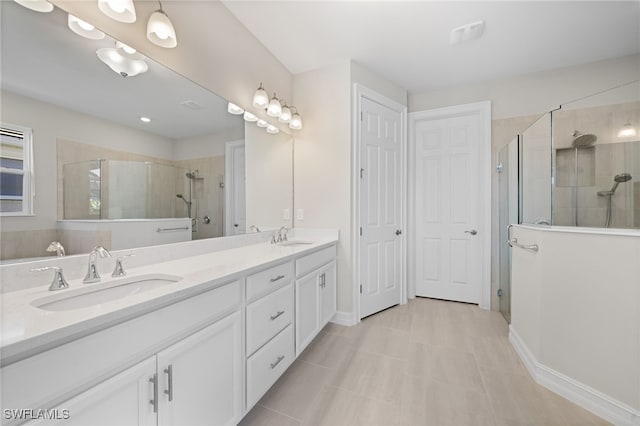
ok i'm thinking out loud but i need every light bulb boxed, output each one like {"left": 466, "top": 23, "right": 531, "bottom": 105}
{"left": 228, "top": 103, "right": 244, "bottom": 115}
{"left": 68, "top": 14, "right": 105, "bottom": 40}
{"left": 267, "top": 93, "right": 282, "bottom": 117}
{"left": 617, "top": 122, "right": 637, "bottom": 138}
{"left": 140, "top": 117, "right": 151, "bottom": 123}
{"left": 252, "top": 83, "right": 269, "bottom": 109}
{"left": 147, "top": 9, "right": 177, "bottom": 48}
{"left": 289, "top": 112, "right": 302, "bottom": 130}
{"left": 98, "top": 0, "right": 136, "bottom": 23}
{"left": 243, "top": 111, "right": 258, "bottom": 122}
{"left": 279, "top": 105, "right": 292, "bottom": 123}
{"left": 257, "top": 120, "right": 268, "bottom": 128}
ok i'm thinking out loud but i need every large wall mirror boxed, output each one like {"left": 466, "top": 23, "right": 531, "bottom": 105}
{"left": 0, "top": 1, "right": 293, "bottom": 262}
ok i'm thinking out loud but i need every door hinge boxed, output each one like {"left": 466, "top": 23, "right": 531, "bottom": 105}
{"left": 360, "top": 168, "right": 364, "bottom": 179}
{"left": 359, "top": 227, "right": 362, "bottom": 236}
{"left": 360, "top": 284, "right": 363, "bottom": 294}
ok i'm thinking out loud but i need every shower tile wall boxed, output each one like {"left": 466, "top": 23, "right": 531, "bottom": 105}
{"left": 553, "top": 101, "right": 640, "bottom": 229}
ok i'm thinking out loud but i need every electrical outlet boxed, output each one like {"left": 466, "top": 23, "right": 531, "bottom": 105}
{"left": 296, "top": 209, "right": 304, "bottom": 220}
{"left": 283, "top": 208, "right": 290, "bottom": 220}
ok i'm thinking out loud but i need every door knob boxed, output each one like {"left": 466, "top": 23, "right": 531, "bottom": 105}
{"left": 464, "top": 229, "right": 477, "bottom": 235}
{"left": 395, "top": 230, "right": 402, "bottom": 236}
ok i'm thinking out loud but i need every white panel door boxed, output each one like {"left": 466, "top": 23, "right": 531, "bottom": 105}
{"left": 415, "top": 114, "right": 481, "bottom": 303}
{"left": 360, "top": 97, "right": 403, "bottom": 318}
{"left": 157, "top": 312, "right": 243, "bottom": 426}
{"left": 225, "top": 142, "right": 246, "bottom": 235}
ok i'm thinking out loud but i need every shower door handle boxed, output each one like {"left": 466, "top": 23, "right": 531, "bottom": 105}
{"left": 464, "top": 229, "right": 477, "bottom": 235}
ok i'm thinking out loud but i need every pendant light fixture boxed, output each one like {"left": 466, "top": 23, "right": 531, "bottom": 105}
{"left": 68, "top": 14, "right": 105, "bottom": 40}
{"left": 256, "top": 119, "right": 269, "bottom": 128}
{"left": 252, "top": 83, "right": 269, "bottom": 109}
{"left": 14, "top": 0, "right": 53, "bottom": 13}
{"left": 617, "top": 121, "right": 637, "bottom": 138}
{"left": 227, "top": 103, "right": 244, "bottom": 115}
{"left": 267, "top": 93, "right": 282, "bottom": 117}
{"left": 243, "top": 111, "right": 258, "bottom": 122}
{"left": 266, "top": 125, "right": 280, "bottom": 134}
{"left": 98, "top": 0, "right": 136, "bottom": 23}
{"left": 278, "top": 103, "right": 292, "bottom": 123}
{"left": 147, "top": 1, "right": 177, "bottom": 48}
{"left": 289, "top": 107, "right": 303, "bottom": 130}
{"left": 97, "top": 43, "right": 148, "bottom": 77}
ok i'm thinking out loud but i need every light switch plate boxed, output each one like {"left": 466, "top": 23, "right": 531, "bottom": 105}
{"left": 296, "top": 209, "right": 304, "bottom": 220}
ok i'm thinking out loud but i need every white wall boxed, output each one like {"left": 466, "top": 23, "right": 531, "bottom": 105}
{"left": 49, "top": 0, "right": 293, "bottom": 132}
{"left": 293, "top": 60, "right": 407, "bottom": 317}
{"left": 409, "top": 54, "right": 640, "bottom": 119}
{"left": 173, "top": 130, "right": 244, "bottom": 161}
{"left": 1, "top": 91, "right": 174, "bottom": 232}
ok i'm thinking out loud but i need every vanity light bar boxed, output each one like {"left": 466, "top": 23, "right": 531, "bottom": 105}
{"left": 252, "top": 83, "right": 303, "bottom": 130}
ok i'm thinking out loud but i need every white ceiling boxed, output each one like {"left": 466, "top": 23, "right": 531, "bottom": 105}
{"left": 1, "top": 1, "right": 244, "bottom": 141}
{"left": 223, "top": 1, "right": 640, "bottom": 94}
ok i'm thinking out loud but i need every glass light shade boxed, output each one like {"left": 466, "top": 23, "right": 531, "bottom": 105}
{"left": 266, "top": 125, "right": 279, "bottom": 134}
{"left": 289, "top": 113, "right": 302, "bottom": 130}
{"left": 96, "top": 48, "right": 148, "bottom": 77}
{"left": 278, "top": 105, "right": 292, "bottom": 123}
{"left": 98, "top": 0, "right": 136, "bottom": 23}
{"left": 14, "top": 0, "right": 53, "bottom": 12}
{"left": 228, "top": 103, "right": 244, "bottom": 115}
{"left": 115, "top": 41, "right": 143, "bottom": 60}
{"left": 147, "top": 10, "right": 177, "bottom": 48}
{"left": 68, "top": 14, "right": 105, "bottom": 40}
{"left": 267, "top": 94, "right": 282, "bottom": 117}
{"left": 253, "top": 84, "right": 269, "bottom": 109}
{"left": 617, "top": 122, "right": 637, "bottom": 138}
{"left": 243, "top": 111, "right": 258, "bottom": 122}
{"left": 256, "top": 119, "right": 268, "bottom": 128}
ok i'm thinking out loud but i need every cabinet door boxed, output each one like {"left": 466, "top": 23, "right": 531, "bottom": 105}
{"left": 295, "top": 270, "right": 321, "bottom": 356}
{"left": 27, "top": 358, "right": 157, "bottom": 426}
{"left": 157, "top": 311, "right": 242, "bottom": 426}
{"left": 320, "top": 261, "right": 337, "bottom": 326}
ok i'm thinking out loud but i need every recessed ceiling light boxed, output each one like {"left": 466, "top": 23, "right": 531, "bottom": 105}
{"left": 140, "top": 116, "right": 151, "bottom": 123}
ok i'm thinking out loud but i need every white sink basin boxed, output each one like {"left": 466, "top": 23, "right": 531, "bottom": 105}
{"left": 32, "top": 274, "right": 182, "bottom": 311}
{"left": 278, "top": 240, "right": 314, "bottom": 246}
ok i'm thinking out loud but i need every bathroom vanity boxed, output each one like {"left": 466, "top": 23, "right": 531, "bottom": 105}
{"left": 0, "top": 233, "right": 337, "bottom": 425}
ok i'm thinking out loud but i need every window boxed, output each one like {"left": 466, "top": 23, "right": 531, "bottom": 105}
{"left": 0, "top": 124, "right": 34, "bottom": 215}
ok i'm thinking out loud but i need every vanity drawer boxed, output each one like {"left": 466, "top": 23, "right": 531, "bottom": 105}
{"left": 246, "top": 283, "right": 293, "bottom": 356}
{"left": 246, "top": 261, "right": 294, "bottom": 302}
{"left": 246, "top": 324, "right": 294, "bottom": 410}
{"left": 295, "top": 245, "right": 337, "bottom": 278}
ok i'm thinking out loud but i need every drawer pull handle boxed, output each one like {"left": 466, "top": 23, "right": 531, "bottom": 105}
{"left": 270, "top": 310, "right": 285, "bottom": 320}
{"left": 164, "top": 364, "right": 173, "bottom": 402}
{"left": 270, "top": 355, "right": 285, "bottom": 369}
{"left": 149, "top": 373, "right": 158, "bottom": 413}
{"left": 270, "top": 274, "right": 285, "bottom": 283}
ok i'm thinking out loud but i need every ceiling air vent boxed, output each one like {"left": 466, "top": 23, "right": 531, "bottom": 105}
{"left": 450, "top": 20, "right": 485, "bottom": 45}
{"left": 180, "top": 100, "right": 204, "bottom": 110}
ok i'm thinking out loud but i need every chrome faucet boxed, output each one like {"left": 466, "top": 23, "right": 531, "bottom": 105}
{"left": 31, "top": 266, "right": 69, "bottom": 291}
{"left": 46, "top": 241, "right": 65, "bottom": 257}
{"left": 112, "top": 254, "right": 135, "bottom": 277}
{"left": 277, "top": 226, "right": 289, "bottom": 243}
{"left": 249, "top": 225, "right": 261, "bottom": 233}
{"left": 83, "top": 246, "right": 111, "bottom": 284}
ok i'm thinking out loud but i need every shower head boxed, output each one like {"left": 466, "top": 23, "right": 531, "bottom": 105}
{"left": 609, "top": 173, "right": 632, "bottom": 194}
{"left": 176, "top": 194, "right": 192, "bottom": 205}
{"left": 185, "top": 170, "right": 199, "bottom": 180}
{"left": 571, "top": 131, "right": 597, "bottom": 148}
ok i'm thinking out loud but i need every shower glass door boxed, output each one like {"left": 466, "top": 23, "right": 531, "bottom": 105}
{"left": 498, "top": 136, "right": 520, "bottom": 323}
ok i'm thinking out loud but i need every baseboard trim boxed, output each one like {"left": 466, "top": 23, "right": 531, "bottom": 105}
{"left": 330, "top": 310, "right": 357, "bottom": 326}
{"left": 509, "top": 326, "right": 640, "bottom": 426}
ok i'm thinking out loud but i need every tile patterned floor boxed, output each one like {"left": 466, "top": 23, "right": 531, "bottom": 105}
{"left": 240, "top": 297, "right": 609, "bottom": 426}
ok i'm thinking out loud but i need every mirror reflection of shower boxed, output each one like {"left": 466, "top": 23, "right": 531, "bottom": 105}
{"left": 597, "top": 173, "right": 633, "bottom": 228}
{"left": 177, "top": 169, "right": 199, "bottom": 231}
{"left": 571, "top": 130, "right": 597, "bottom": 226}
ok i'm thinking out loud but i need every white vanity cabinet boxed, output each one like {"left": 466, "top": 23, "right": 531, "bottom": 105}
{"left": 30, "top": 312, "right": 243, "bottom": 426}
{"left": 294, "top": 246, "right": 337, "bottom": 356}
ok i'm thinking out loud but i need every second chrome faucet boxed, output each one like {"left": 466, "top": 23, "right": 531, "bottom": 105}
{"left": 83, "top": 246, "right": 111, "bottom": 284}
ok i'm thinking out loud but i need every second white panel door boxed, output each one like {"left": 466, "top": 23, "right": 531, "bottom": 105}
{"left": 414, "top": 114, "right": 481, "bottom": 304}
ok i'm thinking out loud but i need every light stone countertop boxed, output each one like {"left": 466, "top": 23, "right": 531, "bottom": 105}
{"left": 0, "top": 237, "right": 337, "bottom": 365}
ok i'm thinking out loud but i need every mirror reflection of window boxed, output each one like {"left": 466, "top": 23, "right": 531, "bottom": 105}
{"left": 0, "top": 124, "right": 33, "bottom": 215}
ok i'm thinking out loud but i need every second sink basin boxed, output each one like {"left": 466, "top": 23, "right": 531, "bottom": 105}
{"left": 278, "top": 240, "right": 314, "bottom": 246}
{"left": 32, "top": 274, "right": 182, "bottom": 312}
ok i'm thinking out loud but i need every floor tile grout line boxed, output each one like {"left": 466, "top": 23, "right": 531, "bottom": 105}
{"left": 256, "top": 403, "right": 304, "bottom": 423}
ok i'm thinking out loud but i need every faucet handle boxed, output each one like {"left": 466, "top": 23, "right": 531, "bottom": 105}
{"left": 112, "top": 254, "right": 136, "bottom": 277}
{"left": 31, "top": 266, "right": 69, "bottom": 291}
